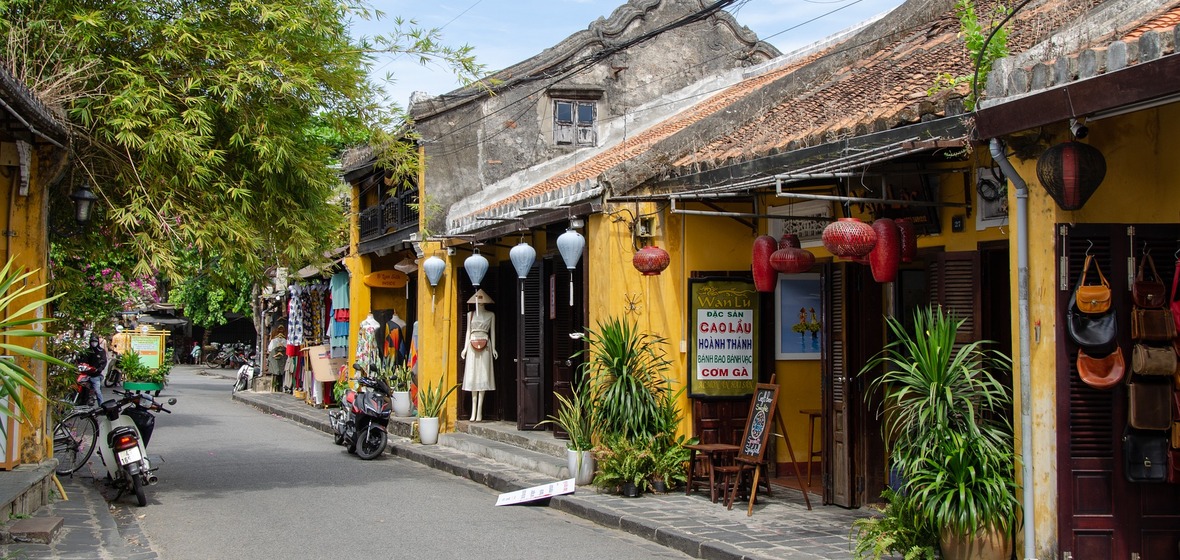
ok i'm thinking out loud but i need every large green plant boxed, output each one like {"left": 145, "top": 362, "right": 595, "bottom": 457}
{"left": 859, "top": 306, "right": 1019, "bottom": 542}
{"left": 0, "top": 259, "right": 66, "bottom": 433}
{"left": 578, "top": 317, "right": 671, "bottom": 440}
{"left": 539, "top": 381, "right": 593, "bottom": 451}
{"left": 592, "top": 434, "right": 654, "bottom": 493}
{"left": 849, "top": 488, "right": 938, "bottom": 560}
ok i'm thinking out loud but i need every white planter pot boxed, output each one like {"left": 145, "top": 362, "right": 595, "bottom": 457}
{"left": 418, "top": 416, "right": 440, "bottom": 445}
{"left": 391, "top": 391, "right": 412, "bottom": 417}
{"left": 567, "top": 449, "right": 595, "bottom": 485}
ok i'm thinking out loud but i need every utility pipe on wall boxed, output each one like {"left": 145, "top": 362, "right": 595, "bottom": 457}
{"left": 989, "top": 138, "right": 1034, "bottom": 560}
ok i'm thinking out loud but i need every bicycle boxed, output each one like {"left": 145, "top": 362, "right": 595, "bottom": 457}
{"left": 52, "top": 407, "right": 99, "bottom": 476}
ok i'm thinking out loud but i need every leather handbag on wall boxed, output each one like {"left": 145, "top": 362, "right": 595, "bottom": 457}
{"left": 1075, "top": 255, "right": 1112, "bottom": 314}
{"left": 1173, "top": 422, "right": 1180, "bottom": 450}
{"left": 1133, "top": 253, "right": 1168, "bottom": 309}
{"left": 1128, "top": 379, "right": 1173, "bottom": 431}
{"left": 1067, "top": 293, "right": 1119, "bottom": 356}
{"left": 1171, "top": 259, "right": 1180, "bottom": 328}
{"left": 1132, "top": 307, "right": 1177, "bottom": 341}
{"left": 1124, "top": 428, "right": 1169, "bottom": 482}
{"left": 1131, "top": 343, "right": 1177, "bottom": 376}
{"left": 1077, "top": 347, "right": 1125, "bottom": 389}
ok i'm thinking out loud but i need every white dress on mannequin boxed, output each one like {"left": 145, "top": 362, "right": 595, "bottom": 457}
{"left": 461, "top": 306, "right": 496, "bottom": 391}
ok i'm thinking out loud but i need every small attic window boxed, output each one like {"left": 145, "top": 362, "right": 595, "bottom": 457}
{"left": 554, "top": 99, "right": 596, "bottom": 146}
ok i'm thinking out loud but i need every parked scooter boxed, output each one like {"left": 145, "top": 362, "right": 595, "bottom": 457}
{"left": 92, "top": 390, "right": 175, "bottom": 506}
{"left": 69, "top": 363, "right": 101, "bottom": 407}
{"left": 232, "top": 355, "right": 259, "bottom": 393}
{"left": 328, "top": 364, "right": 391, "bottom": 459}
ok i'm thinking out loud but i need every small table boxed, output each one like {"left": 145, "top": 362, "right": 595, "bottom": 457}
{"left": 685, "top": 443, "right": 740, "bottom": 503}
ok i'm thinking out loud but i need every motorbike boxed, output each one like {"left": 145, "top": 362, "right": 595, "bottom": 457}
{"left": 232, "top": 355, "right": 259, "bottom": 393}
{"left": 328, "top": 364, "right": 391, "bottom": 460}
{"left": 94, "top": 390, "right": 175, "bottom": 506}
{"left": 69, "top": 363, "right": 100, "bottom": 407}
{"left": 227, "top": 344, "right": 254, "bottom": 370}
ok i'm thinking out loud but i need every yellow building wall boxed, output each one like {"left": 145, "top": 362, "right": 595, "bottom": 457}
{"left": 1009, "top": 103, "right": 1180, "bottom": 555}
{"left": 0, "top": 144, "right": 52, "bottom": 465}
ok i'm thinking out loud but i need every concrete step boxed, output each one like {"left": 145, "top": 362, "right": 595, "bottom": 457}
{"left": 2, "top": 516, "right": 62, "bottom": 544}
{"left": 438, "top": 432, "right": 570, "bottom": 479}
{"left": 455, "top": 420, "right": 570, "bottom": 460}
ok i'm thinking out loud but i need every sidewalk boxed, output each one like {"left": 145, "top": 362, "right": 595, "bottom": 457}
{"left": 233, "top": 389, "right": 871, "bottom": 560}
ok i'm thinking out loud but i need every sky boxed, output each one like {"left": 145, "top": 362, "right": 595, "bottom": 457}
{"left": 353, "top": 0, "right": 907, "bottom": 110}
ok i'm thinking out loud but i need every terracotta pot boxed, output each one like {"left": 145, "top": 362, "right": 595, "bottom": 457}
{"left": 752, "top": 235, "right": 777, "bottom": 292}
{"left": 822, "top": 218, "right": 876, "bottom": 260}
{"left": 632, "top": 245, "right": 671, "bottom": 276}
{"left": 869, "top": 218, "right": 900, "bottom": 282}
{"left": 939, "top": 526, "right": 1013, "bottom": 560}
{"left": 896, "top": 218, "right": 917, "bottom": 263}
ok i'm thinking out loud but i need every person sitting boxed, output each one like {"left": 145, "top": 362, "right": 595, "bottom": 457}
{"left": 79, "top": 334, "right": 108, "bottom": 404}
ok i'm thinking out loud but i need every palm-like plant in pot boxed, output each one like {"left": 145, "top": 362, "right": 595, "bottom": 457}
{"left": 578, "top": 316, "right": 671, "bottom": 440}
{"left": 858, "top": 306, "right": 1019, "bottom": 560}
{"left": 416, "top": 378, "right": 457, "bottom": 445}
{"left": 539, "top": 380, "right": 596, "bottom": 485}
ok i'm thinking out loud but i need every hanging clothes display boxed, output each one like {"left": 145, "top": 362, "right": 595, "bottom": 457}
{"left": 356, "top": 313, "right": 381, "bottom": 374}
{"left": 329, "top": 272, "right": 350, "bottom": 359}
{"left": 384, "top": 313, "right": 407, "bottom": 366}
{"left": 286, "top": 286, "right": 304, "bottom": 356}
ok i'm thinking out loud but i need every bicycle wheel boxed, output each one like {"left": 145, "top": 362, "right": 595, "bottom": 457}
{"left": 53, "top": 412, "right": 98, "bottom": 475}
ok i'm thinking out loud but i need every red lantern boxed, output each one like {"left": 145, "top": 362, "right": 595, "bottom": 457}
{"left": 1036, "top": 141, "right": 1106, "bottom": 210}
{"left": 771, "top": 233, "right": 815, "bottom": 274}
{"left": 752, "top": 235, "right": 777, "bottom": 292}
{"left": 632, "top": 245, "right": 670, "bottom": 276}
{"left": 822, "top": 217, "right": 877, "bottom": 260}
{"left": 895, "top": 218, "right": 917, "bottom": 263}
{"left": 869, "top": 218, "right": 900, "bottom": 282}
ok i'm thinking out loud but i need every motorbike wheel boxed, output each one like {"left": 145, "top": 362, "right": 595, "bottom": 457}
{"left": 130, "top": 469, "right": 147, "bottom": 506}
{"left": 104, "top": 368, "right": 122, "bottom": 388}
{"left": 355, "top": 426, "right": 387, "bottom": 460}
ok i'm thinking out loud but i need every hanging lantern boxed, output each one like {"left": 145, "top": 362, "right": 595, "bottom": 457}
{"left": 822, "top": 217, "right": 877, "bottom": 260}
{"left": 770, "top": 233, "right": 815, "bottom": 274}
{"left": 509, "top": 242, "right": 536, "bottom": 279}
{"left": 423, "top": 256, "right": 445, "bottom": 287}
{"left": 1036, "top": 141, "right": 1106, "bottom": 210}
{"left": 633, "top": 245, "right": 670, "bottom": 276}
{"left": 464, "top": 248, "right": 488, "bottom": 287}
{"left": 752, "top": 235, "right": 777, "bottom": 292}
{"left": 869, "top": 218, "right": 900, "bottom": 283}
{"left": 556, "top": 225, "right": 585, "bottom": 306}
{"left": 895, "top": 218, "right": 917, "bottom": 263}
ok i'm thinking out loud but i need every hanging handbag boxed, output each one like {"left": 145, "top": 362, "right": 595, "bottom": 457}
{"left": 1172, "top": 258, "right": 1180, "bottom": 328}
{"left": 470, "top": 339, "right": 488, "bottom": 351}
{"left": 1076, "top": 347, "right": 1125, "bottom": 389}
{"left": 1133, "top": 253, "right": 1168, "bottom": 309}
{"left": 1067, "top": 293, "right": 1119, "bottom": 356}
{"left": 1128, "top": 378, "right": 1172, "bottom": 431}
{"left": 1131, "top": 343, "right": 1177, "bottom": 376}
{"left": 1075, "top": 255, "right": 1112, "bottom": 314}
{"left": 1132, "top": 307, "right": 1177, "bottom": 341}
{"left": 1173, "top": 422, "right": 1180, "bottom": 450}
{"left": 1123, "top": 427, "right": 1169, "bottom": 482}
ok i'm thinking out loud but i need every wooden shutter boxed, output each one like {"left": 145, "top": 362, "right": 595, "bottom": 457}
{"left": 517, "top": 259, "right": 545, "bottom": 430}
{"left": 824, "top": 263, "right": 854, "bottom": 507}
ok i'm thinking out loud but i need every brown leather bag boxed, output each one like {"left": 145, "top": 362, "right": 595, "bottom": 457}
{"left": 1076, "top": 347, "right": 1125, "bottom": 390}
{"left": 1133, "top": 252, "right": 1168, "bottom": 309}
{"left": 1131, "top": 343, "right": 1177, "bottom": 376}
{"left": 1132, "top": 307, "right": 1177, "bottom": 341}
{"left": 470, "top": 339, "right": 488, "bottom": 351}
{"left": 1173, "top": 422, "right": 1180, "bottom": 450}
{"left": 1075, "top": 255, "right": 1111, "bottom": 314}
{"left": 1128, "top": 379, "right": 1172, "bottom": 431}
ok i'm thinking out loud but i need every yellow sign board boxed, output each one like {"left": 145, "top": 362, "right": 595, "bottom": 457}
{"left": 364, "top": 270, "right": 408, "bottom": 288}
{"left": 129, "top": 334, "right": 165, "bottom": 370}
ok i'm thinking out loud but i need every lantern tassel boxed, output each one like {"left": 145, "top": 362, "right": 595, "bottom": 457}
{"left": 569, "top": 277, "right": 574, "bottom": 307}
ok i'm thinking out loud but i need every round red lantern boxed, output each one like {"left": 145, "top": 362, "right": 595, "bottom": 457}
{"left": 632, "top": 245, "right": 670, "bottom": 276}
{"left": 770, "top": 233, "right": 815, "bottom": 274}
{"left": 895, "top": 218, "right": 917, "bottom": 263}
{"left": 822, "top": 217, "right": 877, "bottom": 260}
{"left": 752, "top": 235, "right": 777, "bottom": 292}
{"left": 869, "top": 218, "right": 900, "bottom": 282}
{"left": 1037, "top": 141, "right": 1106, "bottom": 210}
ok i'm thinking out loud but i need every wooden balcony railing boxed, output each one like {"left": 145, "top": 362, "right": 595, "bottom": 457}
{"left": 359, "top": 189, "right": 418, "bottom": 241}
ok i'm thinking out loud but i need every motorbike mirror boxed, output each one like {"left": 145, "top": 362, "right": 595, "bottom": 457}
{"left": 167, "top": 398, "right": 177, "bottom": 405}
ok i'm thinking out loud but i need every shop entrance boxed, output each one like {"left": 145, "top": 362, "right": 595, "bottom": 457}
{"left": 515, "top": 253, "right": 584, "bottom": 431}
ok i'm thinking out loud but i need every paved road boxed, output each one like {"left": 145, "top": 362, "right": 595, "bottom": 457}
{"left": 127, "top": 366, "right": 688, "bottom": 559}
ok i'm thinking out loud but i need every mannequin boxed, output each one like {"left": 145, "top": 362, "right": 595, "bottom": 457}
{"left": 461, "top": 290, "right": 496, "bottom": 421}
{"left": 355, "top": 313, "right": 381, "bottom": 379}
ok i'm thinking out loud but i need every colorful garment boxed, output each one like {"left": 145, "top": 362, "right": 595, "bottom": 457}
{"left": 355, "top": 314, "right": 381, "bottom": 377}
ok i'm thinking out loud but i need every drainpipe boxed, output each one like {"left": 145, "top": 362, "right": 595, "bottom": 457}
{"left": 989, "top": 138, "right": 1034, "bottom": 560}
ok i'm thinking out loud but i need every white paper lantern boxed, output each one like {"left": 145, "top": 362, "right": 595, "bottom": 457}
{"left": 509, "top": 242, "right": 536, "bottom": 279}
{"left": 464, "top": 249, "right": 489, "bottom": 287}
{"left": 423, "top": 256, "right": 445, "bottom": 287}
{"left": 556, "top": 228, "right": 584, "bottom": 270}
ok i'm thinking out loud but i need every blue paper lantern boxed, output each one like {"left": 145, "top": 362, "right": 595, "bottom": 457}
{"left": 423, "top": 255, "right": 445, "bottom": 287}
{"left": 509, "top": 242, "right": 536, "bottom": 279}
{"left": 464, "top": 249, "right": 489, "bottom": 287}
{"left": 556, "top": 228, "right": 584, "bottom": 270}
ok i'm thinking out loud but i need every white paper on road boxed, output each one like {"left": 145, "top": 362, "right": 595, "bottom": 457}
{"left": 495, "top": 478, "right": 575, "bottom": 506}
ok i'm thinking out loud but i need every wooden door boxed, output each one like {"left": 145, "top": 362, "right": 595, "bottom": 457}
{"left": 516, "top": 259, "right": 545, "bottom": 430}
{"left": 824, "top": 262, "right": 855, "bottom": 507}
{"left": 494, "top": 263, "right": 518, "bottom": 422}
{"left": 1057, "top": 224, "right": 1180, "bottom": 558}
{"left": 548, "top": 263, "right": 583, "bottom": 438}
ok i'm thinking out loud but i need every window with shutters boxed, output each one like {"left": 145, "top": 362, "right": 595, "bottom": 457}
{"left": 553, "top": 100, "right": 596, "bottom": 146}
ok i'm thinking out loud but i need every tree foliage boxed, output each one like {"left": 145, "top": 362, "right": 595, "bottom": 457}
{"left": 166, "top": 250, "right": 254, "bottom": 329}
{"left": 4, "top": 0, "right": 483, "bottom": 287}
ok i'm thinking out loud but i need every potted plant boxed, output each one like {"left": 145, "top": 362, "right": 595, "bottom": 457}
{"left": 647, "top": 385, "right": 694, "bottom": 492}
{"left": 578, "top": 316, "right": 671, "bottom": 440}
{"left": 119, "top": 350, "right": 164, "bottom": 391}
{"left": 849, "top": 488, "right": 938, "bottom": 560}
{"left": 592, "top": 434, "right": 653, "bottom": 497}
{"left": 539, "top": 380, "right": 596, "bottom": 485}
{"left": 374, "top": 356, "right": 413, "bottom": 417}
{"left": 858, "top": 306, "right": 1019, "bottom": 560}
{"left": 416, "top": 377, "right": 457, "bottom": 445}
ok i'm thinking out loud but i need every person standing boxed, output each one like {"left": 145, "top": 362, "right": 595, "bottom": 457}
{"left": 460, "top": 290, "right": 496, "bottom": 422}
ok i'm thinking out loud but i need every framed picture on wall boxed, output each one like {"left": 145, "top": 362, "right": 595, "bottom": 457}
{"left": 775, "top": 273, "right": 822, "bottom": 360}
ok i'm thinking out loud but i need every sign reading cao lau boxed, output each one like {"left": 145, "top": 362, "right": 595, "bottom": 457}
{"left": 689, "top": 278, "right": 758, "bottom": 398}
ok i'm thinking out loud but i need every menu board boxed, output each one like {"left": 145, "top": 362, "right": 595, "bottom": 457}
{"left": 738, "top": 383, "right": 779, "bottom": 462}
{"left": 688, "top": 277, "right": 758, "bottom": 397}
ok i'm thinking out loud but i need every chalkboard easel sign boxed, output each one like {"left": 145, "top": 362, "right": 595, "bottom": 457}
{"left": 737, "top": 383, "right": 779, "bottom": 464}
